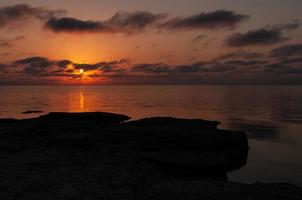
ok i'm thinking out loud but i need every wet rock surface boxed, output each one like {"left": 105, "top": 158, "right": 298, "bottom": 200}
{"left": 0, "top": 112, "right": 300, "bottom": 199}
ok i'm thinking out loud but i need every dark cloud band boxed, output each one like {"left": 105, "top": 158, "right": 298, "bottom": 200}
{"left": 161, "top": 10, "right": 249, "bottom": 30}
{"left": 45, "top": 11, "right": 165, "bottom": 34}
{"left": 225, "top": 21, "right": 300, "bottom": 47}
{"left": 271, "top": 44, "right": 302, "bottom": 58}
{"left": 0, "top": 4, "right": 64, "bottom": 29}
{"left": 45, "top": 10, "right": 248, "bottom": 34}
{"left": 1, "top": 50, "right": 302, "bottom": 84}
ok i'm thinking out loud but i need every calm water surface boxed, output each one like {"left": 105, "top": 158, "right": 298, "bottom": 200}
{"left": 1, "top": 85, "right": 302, "bottom": 186}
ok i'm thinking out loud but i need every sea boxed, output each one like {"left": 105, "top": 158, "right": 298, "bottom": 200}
{"left": 1, "top": 85, "right": 302, "bottom": 186}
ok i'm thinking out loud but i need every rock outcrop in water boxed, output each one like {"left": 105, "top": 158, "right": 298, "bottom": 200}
{"left": 0, "top": 112, "right": 301, "bottom": 199}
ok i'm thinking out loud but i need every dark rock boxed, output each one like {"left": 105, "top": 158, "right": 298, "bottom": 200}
{"left": 126, "top": 117, "right": 220, "bottom": 129}
{"left": 0, "top": 118, "right": 17, "bottom": 123}
{"left": 123, "top": 117, "right": 248, "bottom": 178}
{"left": 0, "top": 112, "right": 299, "bottom": 199}
{"left": 37, "top": 112, "right": 130, "bottom": 123}
{"left": 144, "top": 180, "right": 302, "bottom": 200}
{"left": 21, "top": 110, "right": 43, "bottom": 114}
{"left": 56, "top": 184, "right": 79, "bottom": 200}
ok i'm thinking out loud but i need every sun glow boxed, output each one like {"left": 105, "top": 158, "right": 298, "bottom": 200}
{"left": 59, "top": 62, "right": 107, "bottom": 84}
{"left": 79, "top": 69, "right": 84, "bottom": 74}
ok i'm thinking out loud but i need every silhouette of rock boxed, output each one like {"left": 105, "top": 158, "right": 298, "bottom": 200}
{"left": 56, "top": 184, "right": 79, "bottom": 200}
{"left": 0, "top": 112, "right": 300, "bottom": 199}
{"left": 122, "top": 117, "right": 248, "bottom": 179}
{"left": 126, "top": 117, "right": 220, "bottom": 128}
{"left": 37, "top": 112, "right": 130, "bottom": 123}
{"left": 21, "top": 110, "right": 43, "bottom": 114}
{"left": 144, "top": 181, "right": 302, "bottom": 200}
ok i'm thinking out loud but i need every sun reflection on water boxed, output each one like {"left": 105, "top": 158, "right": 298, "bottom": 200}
{"left": 79, "top": 90, "right": 85, "bottom": 111}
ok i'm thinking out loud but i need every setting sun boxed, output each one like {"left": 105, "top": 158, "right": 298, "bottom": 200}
{"left": 79, "top": 69, "right": 84, "bottom": 74}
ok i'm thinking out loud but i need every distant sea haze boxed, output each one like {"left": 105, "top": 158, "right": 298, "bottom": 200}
{"left": 1, "top": 85, "right": 302, "bottom": 186}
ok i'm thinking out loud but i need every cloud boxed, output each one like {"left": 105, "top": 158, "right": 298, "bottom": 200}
{"left": 189, "top": 63, "right": 238, "bottom": 73}
{"left": 256, "top": 43, "right": 302, "bottom": 75}
{"left": 98, "top": 60, "right": 129, "bottom": 73}
{"left": 0, "top": 35, "right": 25, "bottom": 48}
{"left": 5, "top": 47, "right": 302, "bottom": 84}
{"left": 40, "top": 72, "right": 83, "bottom": 80}
{"left": 161, "top": 10, "right": 248, "bottom": 30}
{"left": 0, "top": 4, "right": 249, "bottom": 34}
{"left": 205, "top": 64, "right": 238, "bottom": 72}
{"left": 267, "top": 43, "right": 302, "bottom": 75}
{"left": 132, "top": 63, "right": 172, "bottom": 73}
{"left": 1, "top": 52, "right": 10, "bottom": 56}
{"left": 73, "top": 59, "right": 128, "bottom": 73}
{"left": 57, "top": 60, "right": 72, "bottom": 68}
{"left": 46, "top": 11, "right": 165, "bottom": 34}
{"left": 281, "top": 57, "right": 302, "bottom": 65}
{"left": 224, "top": 60, "right": 268, "bottom": 66}
{"left": 271, "top": 44, "right": 302, "bottom": 58}
{"left": 131, "top": 61, "right": 239, "bottom": 74}
{"left": 11, "top": 56, "right": 129, "bottom": 79}
{"left": 0, "top": 63, "right": 7, "bottom": 71}
{"left": 14, "top": 35, "right": 26, "bottom": 41}
{"left": 191, "top": 34, "right": 207, "bottom": 42}
{"left": 14, "top": 56, "right": 51, "bottom": 65}
{"left": 216, "top": 50, "right": 265, "bottom": 60}
{"left": 73, "top": 63, "right": 101, "bottom": 71}
{"left": 174, "top": 57, "right": 271, "bottom": 75}
{"left": 45, "top": 9, "right": 248, "bottom": 34}
{"left": 203, "top": 38, "right": 217, "bottom": 48}
{"left": 272, "top": 20, "right": 300, "bottom": 31}
{"left": 176, "top": 63, "right": 204, "bottom": 73}
{"left": 14, "top": 56, "right": 55, "bottom": 75}
{"left": 226, "top": 29, "right": 287, "bottom": 47}
{"left": 263, "top": 63, "right": 302, "bottom": 75}
{"left": 225, "top": 22, "right": 300, "bottom": 47}
{"left": 107, "top": 11, "right": 166, "bottom": 32}
{"left": 0, "top": 4, "right": 64, "bottom": 29}
{"left": 0, "top": 40, "right": 12, "bottom": 47}
{"left": 46, "top": 17, "right": 105, "bottom": 33}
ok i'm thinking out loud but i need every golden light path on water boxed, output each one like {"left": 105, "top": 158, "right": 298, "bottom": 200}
{"left": 79, "top": 90, "right": 85, "bottom": 111}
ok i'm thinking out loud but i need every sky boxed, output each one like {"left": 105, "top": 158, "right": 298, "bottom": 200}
{"left": 0, "top": 0, "right": 302, "bottom": 85}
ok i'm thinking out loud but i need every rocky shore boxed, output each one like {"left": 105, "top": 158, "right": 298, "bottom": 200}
{"left": 0, "top": 112, "right": 301, "bottom": 199}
